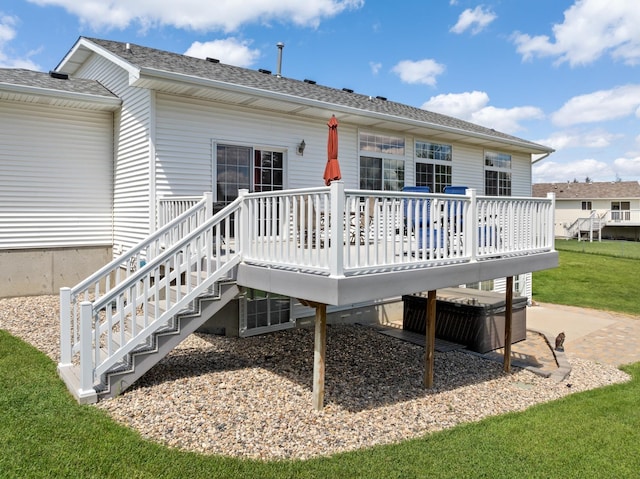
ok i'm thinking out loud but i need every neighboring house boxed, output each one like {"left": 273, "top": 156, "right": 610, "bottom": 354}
{"left": 1, "top": 37, "right": 558, "bottom": 404}
{"left": 533, "top": 181, "right": 640, "bottom": 241}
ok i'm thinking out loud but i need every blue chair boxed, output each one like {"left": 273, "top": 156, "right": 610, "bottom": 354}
{"left": 443, "top": 186, "right": 467, "bottom": 236}
{"left": 402, "top": 186, "right": 443, "bottom": 249}
{"left": 402, "top": 186, "right": 431, "bottom": 227}
{"left": 443, "top": 186, "right": 467, "bottom": 195}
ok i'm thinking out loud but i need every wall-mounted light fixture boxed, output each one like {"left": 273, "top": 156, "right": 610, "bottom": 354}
{"left": 297, "top": 139, "right": 306, "bottom": 156}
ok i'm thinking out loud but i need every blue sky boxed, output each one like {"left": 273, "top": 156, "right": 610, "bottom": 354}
{"left": 2, "top": 0, "right": 639, "bottom": 184}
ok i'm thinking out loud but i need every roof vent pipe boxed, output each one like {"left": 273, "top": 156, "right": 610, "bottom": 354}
{"left": 276, "top": 42, "right": 284, "bottom": 78}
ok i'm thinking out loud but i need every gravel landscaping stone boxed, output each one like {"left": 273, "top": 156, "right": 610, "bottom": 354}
{"left": 1, "top": 294, "right": 631, "bottom": 460}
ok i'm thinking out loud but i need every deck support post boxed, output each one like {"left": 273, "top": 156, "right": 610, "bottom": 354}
{"left": 312, "top": 302, "right": 327, "bottom": 410}
{"left": 423, "top": 290, "right": 437, "bottom": 388}
{"left": 504, "top": 276, "right": 514, "bottom": 373}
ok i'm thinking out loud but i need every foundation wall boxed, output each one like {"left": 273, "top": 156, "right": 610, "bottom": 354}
{"left": 0, "top": 246, "right": 112, "bottom": 298}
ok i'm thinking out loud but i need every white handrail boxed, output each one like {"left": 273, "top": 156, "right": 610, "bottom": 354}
{"left": 240, "top": 186, "right": 555, "bottom": 274}
{"left": 75, "top": 198, "right": 242, "bottom": 392}
{"left": 60, "top": 192, "right": 212, "bottom": 366}
{"left": 157, "top": 195, "right": 203, "bottom": 229}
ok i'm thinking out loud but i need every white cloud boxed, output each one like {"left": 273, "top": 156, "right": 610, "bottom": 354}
{"left": 0, "top": 14, "right": 18, "bottom": 43}
{"left": 422, "top": 91, "right": 543, "bottom": 134}
{"left": 512, "top": 0, "right": 640, "bottom": 66}
{"left": 533, "top": 158, "right": 613, "bottom": 183}
{"left": 184, "top": 38, "right": 260, "bottom": 67}
{"left": 471, "top": 105, "right": 543, "bottom": 134}
{"left": 422, "top": 91, "right": 490, "bottom": 119}
{"left": 27, "top": 0, "right": 364, "bottom": 32}
{"left": 369, "top": 61, "right": 382, "bottom": 75}
{"left": 0, "top": 14, "right": 40, "bottom": 69}
{"left": 391, "top": 59, "right": 445, "bottom": 86}
{"left": 536, "top": 130, "right": 620, "bottom": 151}
{"left": 450, "top": 6, "right": 496, "bottom": 35}
{"left": 551, "top": 84, "right": 640, "bottom": 127}
{"left": 613, "top": 156, "right": 640, "bottom": 179}
{"left": 534, "top": 155, "right": 640, "bottom": 183}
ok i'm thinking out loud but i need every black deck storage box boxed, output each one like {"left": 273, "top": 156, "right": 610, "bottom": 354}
{"left": 402, "top": 288, "right": 527, "bottom": 353}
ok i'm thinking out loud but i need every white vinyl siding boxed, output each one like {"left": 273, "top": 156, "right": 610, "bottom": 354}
{"left": 0, "top": 100, "right": 112, "bottom": 248}
{"left": 447, "top": 144, "right": 484, "bottom": 191}
{"left": 155, "top": 93, "right": 347, "bottom": 196}
{"left": 480, "top": 275, "right": 532, "bottom": 304}
{"left": 77, "top": 54, "right": 153, "bottom": 252}
{"left": 155, "top": 93, "right": 537, "bottom": 199}
{"left": 510, "top": 152, "right": 533, "bottom": 196}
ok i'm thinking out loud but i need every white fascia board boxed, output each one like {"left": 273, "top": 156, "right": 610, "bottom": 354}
{"left": 56, "top": 37, "right": 141, "bottom": 83}
{"left": 138, "top": 66, "right": 554, "bottom": 155}
{"left": 0, "top": 82, "right": 121, "bottom": 109}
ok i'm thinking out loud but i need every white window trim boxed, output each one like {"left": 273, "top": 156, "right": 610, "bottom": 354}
{"left": 358, "top": 130, "right": 407, "bottom": 191}
{"left": 212, "top": 139, "right": 289, "bottom": 200}
{"left": 484, "top": 150, "right": 512, "bottom": 196}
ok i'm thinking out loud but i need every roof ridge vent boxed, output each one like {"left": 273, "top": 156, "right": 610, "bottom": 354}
{"left": 304, "top": 79, "right": 316, "bottom": 84}
{"left": 342, "top": 88, "right": 354, "bottom": 93}
{"left": 49, "top": 71, "right": 69, "bottom": 80}
{"left": 376, "top": 95, "right": 387, "bottom": 101}
{"left": 206, "top": 57, "right": 220, "bottom": 63}
{"left": 258, "top": 68, "right": 272, "bottom": 75}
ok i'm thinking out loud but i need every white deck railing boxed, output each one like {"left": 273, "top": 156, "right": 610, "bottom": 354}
{"left": 60, "top": 183, "right": 555, "bottom": 398}
{"left": 604, "top": 209, "right": 640, "bottom": 224}
{"left": 59, "top": 197, "right": 241, "bottom": 399}
{"left": 241, "top": 183, "right": 556, "bottom": 275}
{"left": 59, "top": 193, "right": 213, "bottom": 380}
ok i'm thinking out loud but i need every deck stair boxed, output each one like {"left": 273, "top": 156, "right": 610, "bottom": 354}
{"left": 59, "top": 194, "right": 243, "bottom": 403}
{"left": 566, "top": 212, "right": 606, "bottom": 241}
{"left": 104, "top": 280, "right": 237, "bottom": 400}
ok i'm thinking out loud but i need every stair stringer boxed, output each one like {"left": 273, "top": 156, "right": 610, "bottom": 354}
{"left": 97, "top": 281, "right": 240, "bottom": 400}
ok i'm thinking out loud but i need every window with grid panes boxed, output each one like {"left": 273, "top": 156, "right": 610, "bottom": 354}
{"left": 359, "top": 132, "right": 405, "bottom": 191}
{"left": 253, "top": 150, "right": 283, "bottom": 192}
{"left": 415, "top": 141, "right": 452, "bottom": 193}
{"left": 415, "top": 163, "right": 452, "bottom": 193}
{"left": 216, "top": 144, "right": 251, "bottom": 203}
{"left": 484, "top": 151, "right": 512, "bottom": 196}
{"left": 245, "top": 289, "right": 290, "bottom": 329}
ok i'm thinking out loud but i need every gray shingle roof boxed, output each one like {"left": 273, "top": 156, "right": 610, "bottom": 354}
{"left": 0, "top": 68, "right": 117, "bottom": 98}
{"left": 533, "top": 181, "right": 640, "bottom": 199}
{"left": 82, "top": 37, "right": 551, "bottom": 152}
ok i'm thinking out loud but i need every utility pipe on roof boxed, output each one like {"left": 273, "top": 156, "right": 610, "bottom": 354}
{"left": 276, "top": 42, "right": 284, "bottom": 78}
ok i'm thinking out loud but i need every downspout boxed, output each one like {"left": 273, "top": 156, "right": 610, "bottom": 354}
{"left": 149, "top": 90, "right": 157, "bottom": 233}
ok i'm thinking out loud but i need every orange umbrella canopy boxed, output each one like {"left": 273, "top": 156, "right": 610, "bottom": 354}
{"left": 323, "top": 115, "right": 342, "bottom": 186}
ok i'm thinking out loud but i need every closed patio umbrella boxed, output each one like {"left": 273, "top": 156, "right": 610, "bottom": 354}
{"left": 323, "top": 115, "right": 342, "bottom": 186}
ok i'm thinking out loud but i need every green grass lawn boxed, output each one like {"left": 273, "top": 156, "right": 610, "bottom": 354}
{"left": 1, "top": 330, "right": 639, "bottom": 479}
{"left": 554, "top": 238, "right": 640, "bottom": 260}
{"left": 3, "top": 242, "right": 640, "bottom": 478}
{"left": 533, "top": 240, "right": 640, "bottom": 316}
